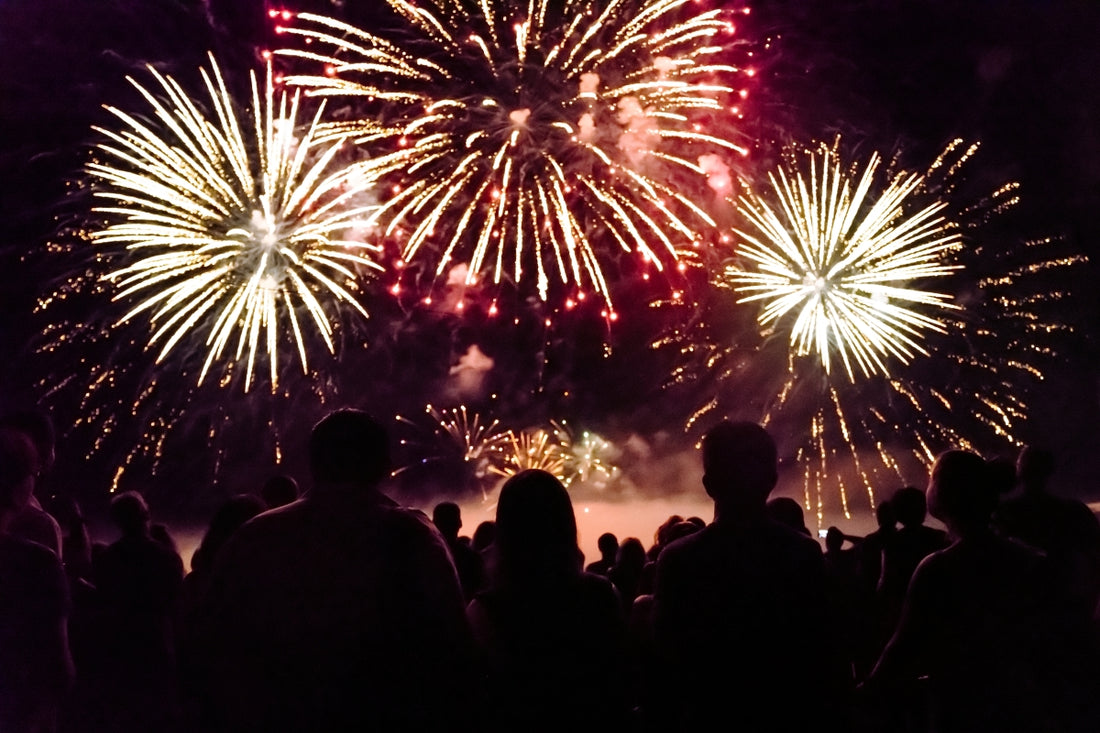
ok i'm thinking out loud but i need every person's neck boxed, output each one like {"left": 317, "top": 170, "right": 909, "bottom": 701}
{"left": 713, "top": 502, "right": 766, "bottom": 524}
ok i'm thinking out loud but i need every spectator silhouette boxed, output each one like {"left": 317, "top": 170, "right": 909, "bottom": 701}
{"left": 609, "top": 536, "right": 647, "bottom": 611}
{"left": 194, "top": 409, "right": 474, "bottom": 733}
{"left": 765, "top": 496, "right": 811, "bottom": 536}
{"left": 859, "top": 498, "right": 896, "bottom": 594}
{"left": 585, "top": 531, "right": 618, "bottom": 576}
{"left": 0, "top": 426, "right": 73, "bottom": 733}
{"left": 856, "top": 498, "right": 898, "bottom": 675}
{"left": 93, "top": 490, "right": 185, "bottom": 732}
{"left": 877, "top": 485, "right": 947, "bottom": 631}
{"left": 260, "top": 474, "right": 299, "bottom": 509}
{"left": 466, "top": 469, "right": 629, "bottom": 732}
{"left": 653, "top": 421, "right": 845, "bottom": 731}
{"left": 1, "top": 411, "right": 62, "bottom": 556}
{"left": 176, "top": 494, "right": 266, "bottom": 732}
{"left": 996, "top": 446, "right": 1100, "bottom": 626}
{"left": 433, "top": 501, "right": 485, "bottom": 600}
{"left": 866, "top": 450, "right": 1053, "bottom": 733}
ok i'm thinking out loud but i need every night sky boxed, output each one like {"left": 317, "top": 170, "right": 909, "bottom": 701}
{"left": 1, "top": 0, "right": 1097, "bottom": 516}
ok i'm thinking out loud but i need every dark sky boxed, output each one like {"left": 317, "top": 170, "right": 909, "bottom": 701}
{"left": 1, "top": 0, "right": 1097, "bottom": 508}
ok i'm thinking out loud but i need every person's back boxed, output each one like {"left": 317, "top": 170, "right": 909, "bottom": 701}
{"left": 0, "top": 426, "right": 73, "bottom": 733}
{"left": 654, "top": 421, "right": 843, "bottom": 732}
{"left": 879, "top": 486, "right": 947, "bottom": 601}
{"left": 868, "top": 451, "right": 1052, "bottom": 733}
{"left": 433, "top": 501, "right": 484, "bottom": 600}
{"left": 467, "top": 470, "right": 629, "bottom": 733}
{"left": 195, "top": 410, "right": 473, "bottom": 733}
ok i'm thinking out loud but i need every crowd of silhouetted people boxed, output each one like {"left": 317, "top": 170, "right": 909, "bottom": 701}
{"left": 1, "top": 408, "right": 1098, "bottom": 732}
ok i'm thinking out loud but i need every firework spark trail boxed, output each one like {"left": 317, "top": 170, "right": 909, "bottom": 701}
{"left": 666, "top": 139, "right": 1085, "bottom": 521}
{"left": 88, "top": 54, "right": 384, "bottom": 392}
{"left": 276, "top": 1, "right": 753, "bottom": 308}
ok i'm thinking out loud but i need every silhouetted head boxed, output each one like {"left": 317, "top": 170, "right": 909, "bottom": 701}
{"left": 471, "top": 520, "right": 496, "bottom": 553}
{"left": 986, "top": 456, "right": 1018, "bottom": 496}
{"left": 309, "top": 409, "right": 391, "bottom": 491}
{"left": 0, "top": 427, "right": 37, "bottom": 516}
{"left": 766, "top": 496, "right": 809, "bottom": 535}
{"left": 616, "top": 537, "right": 647, "bottom": 569}
{"left": 874, "top": 499, "right": 896, "bottom": 530}
{"left": 0, "top": 409, "right": 55, "bottom": 475}
{"left": 701, "top": 421, "right": 778, "bottom": 514}
{"left": 891, "top": 486, "right": 927, "bottom": 528}
{"left": 928, "top": 450, "right": 996, "bottom": 536}
{"left": 597, "top": 532, "right": 618, "bottom": 561}
{"left": 1017, "top": 445, "right": 1055, "bottom": 494}
{"left": 654, "top": 515, "right": 683, "bottom": 548}
{"left": 193, "top": 494, "right": 266, "bottom": 574}
{"left": 110, "top": 491, "right": 151, "bottom": 537}
{"left": 433, "top": 501, "right": 462, "bottom": 540}
{"left": 665, "top": 521, "right": 702, "bottom": 546}
{"left": 825, "top": 526, "right": 845, "bottom": 552}
{"left": 495, "top": 469, "right": 581, "bottom": 583}
{"left": 261, "top": 474, "right": 299, "bottom": 508}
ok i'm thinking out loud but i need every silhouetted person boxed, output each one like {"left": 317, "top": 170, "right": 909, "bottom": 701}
{"left": 647, "top": 514, "right": 683, "bottom": 561}
{"left": 94, "top": 490, "right": 184, "bottom": 732}
{"left": 585, "top": 531, "right": 618, "bottom": 576}
{"left": 195, "top": 409, "right": 474, "bottom": 733}
{"left": 878, "top": 485, "right": 947, "bottom": 633}
{"left": 866, "top": 450, "right": 1053, "bottom": 733}
{"left": 176, "top": 494, "right": 266, "bottom": 732}
{"left": 1, "top": 411, "right": 62, "bottom": 556}
{"left": 856, "top": 498, "right": 897, "bottom": 675}
{"left": 653, "top": 421, "right": 845, "bottom": 731}
{"left": 0, "top": 427, "right": 73, "bottom": 733}
{"left": 467, "top": 470, "right": 629, "bottom": 733}
{"left": 765, "top": 496, "right": 812, "bottom": 536}
{"left": 260, "top": 474, "right": 299, "bottom": 509}
{"left": 859, "top": 499, "right": 896, "bottom": 594}
{"left": 609, "top": 536, "right": 647, "bottom": 611}
{"left": 433, "top": 500, "right": 484, "bottom": 600}
{"left": 996, "top": 446, "right": 1100, "bottom": 626}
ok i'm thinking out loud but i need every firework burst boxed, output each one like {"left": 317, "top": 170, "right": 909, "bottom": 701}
{"left": 493, "top": 425, "right": 569, "bottom": 481}
{"left": 396, "top": 404, "right": 511, "bottom": 496}
{"left": 276, "top": 1, "right": 753, "bottom": 308}
{"left": 666, "top": 139, "right": 1084, "bottom": 522}
{"left": 88, "top": 54, "right": 384, "bottom": 392}
{"left": 727, "top": 142, "right": 960, "bottom": 380}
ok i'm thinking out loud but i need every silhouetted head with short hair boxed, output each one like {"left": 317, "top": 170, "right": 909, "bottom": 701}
{"left": 875, "top": 498, "right": 896, "bottom": 530}
{"left": 110, "top": 491, "right": 151, "bottom": 537}
{"left": 701, "top": 421, "right": 779, "bottom": 517}
{"left": 891, "top": 486, "right": 928, "bottom": 528}
{"left": 1017, "top": 445, "right": 1055, "bottom": 494}
{"left": 260, "top": 474, "right": 299, "bottom": 508}
{"left": 495, "top": 469, "right": 581, "bottom": 584}
{"left": 928, "top": 450, "right": 996, "bottom": 537}
{"left": 433, "top": 501, "right": 462, "bottom": 541}
{"left": 308, "top": 409, "right": 391, "bottom": 492}
{"left": 766, "top": 496, "right": 810, "bottom": 535}
{"left": 0, "top": 427, "right": 37, "bottom": 516}
{"left": 596, "top": 532, "right": 618, "bottom": 562}
{"left": 825, "top": 526, "right": 845, "bottom": 553}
